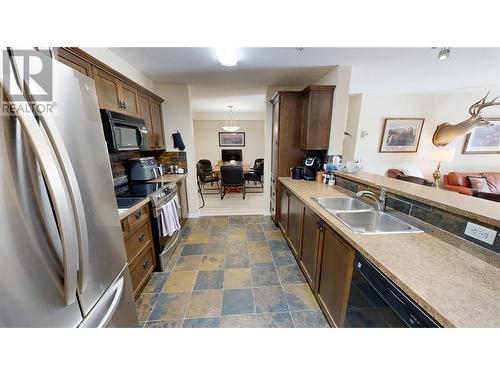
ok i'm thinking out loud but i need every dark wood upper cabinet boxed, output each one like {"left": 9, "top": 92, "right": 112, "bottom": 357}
{"left": 316, "top": 225, "right": 354, "bottom": 327}
{"left": 119, "top": 81, "right": 140, "bottom": 116}
{"left": 300, "top": 85, "right": 335, "bottom": 150}
{"left": 54, "top": 48, "right": 165, "bottom": 150}
{"left": 138, "top": 92, "right": 155, "bottom": 148}
{"left": 138, "top": 92, "right": 165, "bottom": 151}
{"left": 287, "top": 193, "right": 303, "bottom": 259}
{"left": 53, "top": 48, "right": 92, "bottom": 77}
{"left": 150, "top": 99, "right": 165, "bottom": 150}
{"left": 300, "top": 206, "right": 322, "bottom": 288}
{"left": 92, "top": 67, "right": 122, "bottom": 112}
{"left": 92, "top": 67, "right": 140, "bottom": 116}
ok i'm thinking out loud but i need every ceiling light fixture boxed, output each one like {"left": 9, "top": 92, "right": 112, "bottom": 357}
{"left": 216, "top": 47, "right": 238, "bottom": 66}
{"left": 221, "top": 105, "right": 240, "bottom": 132}
{"left": 438, "top": 47, "right": 450, "bottom": 60}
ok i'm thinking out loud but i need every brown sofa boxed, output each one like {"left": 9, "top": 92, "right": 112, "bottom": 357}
{"left": 387, "top": 169, "right": 433, "bottom": 186}
{"left": 443, "top": 172, "right": 500, "bottom": 195}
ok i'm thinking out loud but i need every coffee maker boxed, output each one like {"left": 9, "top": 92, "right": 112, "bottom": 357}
{"left": 303, "top": 156, "right": 322, "bottom": 180}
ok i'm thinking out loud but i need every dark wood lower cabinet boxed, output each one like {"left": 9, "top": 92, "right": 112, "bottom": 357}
{"left": 299, "top": 206, "right": 321, "bottom": 288}
{"left": 278, "top": 186, "right": 289, "bottom": 234}
{"left": 287, "top": 193, "right": 303, "bottom": 258}
{"left": 316, "top": 225, "right": 355, "bottom": 327}
{"left": 277, "top": 183, "right": 356, "bottom": 328}
{"left": 176, "top": 178, "right": 189, "bottom": 226}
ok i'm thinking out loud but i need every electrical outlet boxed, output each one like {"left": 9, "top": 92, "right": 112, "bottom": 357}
{"left": 464, "top": 222, "right": 497, "bottom": 245}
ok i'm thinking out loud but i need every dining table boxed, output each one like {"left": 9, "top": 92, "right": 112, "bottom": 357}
{"left": 212, "top": 163, "right": 252, "bottom": 177}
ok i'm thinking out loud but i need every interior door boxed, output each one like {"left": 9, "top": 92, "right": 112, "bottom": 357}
{"left": 0, "top": 89, "right": 83, "bottom": 327}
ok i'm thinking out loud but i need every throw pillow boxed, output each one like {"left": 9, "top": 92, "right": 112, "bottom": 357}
{"left": 467, "top": 176, "right": 490, "bottom": 192}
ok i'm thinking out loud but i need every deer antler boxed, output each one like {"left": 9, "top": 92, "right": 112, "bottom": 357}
{"left": 468, "top": 92, "right": 500, "bottom": 117}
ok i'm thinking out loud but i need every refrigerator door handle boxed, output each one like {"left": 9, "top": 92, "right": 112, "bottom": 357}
{"left": 7, "top": 48, "right": 90, "bottom": 293}
{"left": 79, "top": 276, "right": 124, "bottom": 328}
{"left": 23, "top": 87, "right": 90, "bottom": 293}
{"left": 0, "top": 83, "right": 79, "bottom": 305}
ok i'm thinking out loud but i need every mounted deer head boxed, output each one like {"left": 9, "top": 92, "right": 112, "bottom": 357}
{"left": 432, "top": 92, "right": 500, "bottom": 147}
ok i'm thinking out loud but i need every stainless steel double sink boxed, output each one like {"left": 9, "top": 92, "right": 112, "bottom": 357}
{"left": 312, "top": 197, "right": 423, "bottom": 235}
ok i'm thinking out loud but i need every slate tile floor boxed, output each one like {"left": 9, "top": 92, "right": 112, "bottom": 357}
{"left": 136, "top": 215, "right": 330, "bottom": 328}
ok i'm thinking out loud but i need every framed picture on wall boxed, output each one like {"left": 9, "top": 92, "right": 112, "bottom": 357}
{"left": 462, "top": 118, "right": 500, "bottom": 154}
{"left": 219, "top": 132, "right": 245, "bottom": 147}
{"left": 379, "top": 118, "right": 425, "bottom": 153}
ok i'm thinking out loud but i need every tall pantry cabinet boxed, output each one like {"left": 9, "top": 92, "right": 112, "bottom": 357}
{"left": 269, "top": 91, "right": 305, "bottom": 223}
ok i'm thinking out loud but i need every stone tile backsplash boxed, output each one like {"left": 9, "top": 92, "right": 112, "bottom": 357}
{"left": 156, "top": 151, "right": 188, "bottom": 171}
{"left": 335, "top": 175, "right": 500, "bottom": 254}
{"left": 109, "top": 150, "right": 188, "bottom": 179}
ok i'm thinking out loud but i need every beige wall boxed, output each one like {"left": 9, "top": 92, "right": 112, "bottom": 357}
{"left": 193, "top": 120, "right": 265, "bottom": 166}
{"left": 315, "top": 65, "right": 352, "bottom": 155}
{"left": 154, "top": 83, "right": 200, "bottom": 217}
{"left": 343, "top": 94, "right": 362, "bottom": 162}
{"left": 350, "top": 89, "right": 500, "bottom": 179}
{"left": 82, "top": 48, "right": 155, "bottom": 91}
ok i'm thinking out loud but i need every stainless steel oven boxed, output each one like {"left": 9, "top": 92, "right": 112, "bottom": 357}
{"left": 115, "top": 177, "right": 182, "bottom": 271}
{"left": 101, "top": 109, "right": 148, "bottom": 152}
{"left": 149, "top": 184, "right": 182, "bottom": 271}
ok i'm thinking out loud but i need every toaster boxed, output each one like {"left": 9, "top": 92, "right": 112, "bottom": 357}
{"left": 127, "top": 157, "right": 159, "bottom": 181}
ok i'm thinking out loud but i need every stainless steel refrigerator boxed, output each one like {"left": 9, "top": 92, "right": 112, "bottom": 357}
{"left": 0, "top": 48, "right": 139, "bottom": 327}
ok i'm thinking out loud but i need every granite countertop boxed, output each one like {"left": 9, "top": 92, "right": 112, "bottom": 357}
{"left": 118, "top": 197, "right": 150, "bottom": 221}
{"left": 279, "top": 177, "right": 500, "bottom": 328}
{"left": 149, "top": 173, "right": 188, "bottom": 184}
{"left": 333, "top": 170, "right": 500, "bottom": 228}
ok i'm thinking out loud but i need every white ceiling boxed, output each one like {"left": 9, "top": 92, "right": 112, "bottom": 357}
{"left": 111, "top": 47, "right": 500, "bottom": 114}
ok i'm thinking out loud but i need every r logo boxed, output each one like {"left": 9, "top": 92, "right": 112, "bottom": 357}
{"left": 3, "top": 49, "right": 53, "bottom": 101}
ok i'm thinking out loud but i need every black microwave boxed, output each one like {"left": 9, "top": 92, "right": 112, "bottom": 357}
{"left": 101, "top": 109, "right": 149, "bottom": 152}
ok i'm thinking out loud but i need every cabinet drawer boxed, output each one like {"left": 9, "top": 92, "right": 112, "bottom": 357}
{"left": 129, "top": 245, "right": 156, "bottom": 298}
{"left": 125, "top": 222, "right": 151, "bottom": 264}
{"left": 120, "top": 218, "right": 129, "bottom": 236}
{"left": 271, "top": 176, "right": 276, "bottom": 190}
{"left": 127, "top": 205, "right": 149, "bottom": 234}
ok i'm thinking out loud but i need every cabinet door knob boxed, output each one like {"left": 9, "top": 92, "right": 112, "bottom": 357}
{"left": 138, "top": 233, "right": 145, "bottom": 241}
{"left": 317, "top": 220, "right": 324, "bottom": 231}
{"left": 135, "top": 211, "right": 143, "bottom": 219}
{"left": 142, "top": 259, "right": 149, "bottom": 268}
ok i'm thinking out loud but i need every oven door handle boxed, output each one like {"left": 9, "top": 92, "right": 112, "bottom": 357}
{"left": 153, "top": 193, "right": 179, "bottom": 217}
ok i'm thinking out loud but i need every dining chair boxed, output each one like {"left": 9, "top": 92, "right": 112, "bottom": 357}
{"left": 197, "top": 161, "right": 220, "bottom": 192}
{"left": 220, "top": 165, "right": 245, "bottom": 200}
{"left": 244, "top": 159, "right": 264, "bottom": 188}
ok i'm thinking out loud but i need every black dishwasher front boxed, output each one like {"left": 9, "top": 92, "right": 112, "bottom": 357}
{"left": 345, "top": 252, "right": 441, "bottom": 328}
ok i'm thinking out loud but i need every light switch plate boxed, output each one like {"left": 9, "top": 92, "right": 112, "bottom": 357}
{"left": 464, "top": 222, "right": 497, "bottom": 245}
